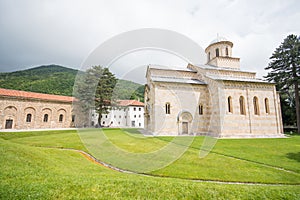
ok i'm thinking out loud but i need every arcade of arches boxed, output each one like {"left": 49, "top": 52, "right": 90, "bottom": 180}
{"left": 0, "top": 88, "right": 77, "bottom": 130}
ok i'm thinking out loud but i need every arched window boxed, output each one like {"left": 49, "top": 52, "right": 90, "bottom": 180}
{"left": 225, "top": 47, "right": 229, "bottom": 56}
{"left": 265, "top": 98, "right": 270, "bottom": 114}
{"left": 207, "top": 52, "right": 211, "bottom": 61}
{"left": 165, "top": 103, "right": 170, "bottom": 114}
{"left": 26, "top": 113, "right": 32, "bottom": 122}
{"left": 239, "top": 96, "right": 246, "bottom": 115}
{"left": 199, "top": 104, "right": 203, "bottom": 115}
{"left": 228, "top": 96, "right": 233, "bottom": 113}
{"left": 216, "top": 48, "right": 220, "bottom": 57}
{"left": 253, "top": 96, "right": 259, "bottom": 115}
{"left": 59, "top": 114, "right": 64, "bottom": 122}
{"left": 43, "top": 114, "right": 48, "bottom": 122}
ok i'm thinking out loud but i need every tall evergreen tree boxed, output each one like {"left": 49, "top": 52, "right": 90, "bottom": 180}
{"left": 74, "top": 66, "right": 117, "bottom": 126}
{"left": 94, "top": 67, "right": 117, "bottom": 125}
{"left": 265, "top": 34, "right": 300, "bottom": 133}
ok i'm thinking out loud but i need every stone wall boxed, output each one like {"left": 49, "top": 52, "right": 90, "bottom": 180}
{"left": 208, "top": 57, "right": 240, "bottom": 69}
{"left": 146, "top": 64, "right": 284, "bottom": 138}
{"left": 146, "top": 81, "right": 209, "bottom": 135}
{"left": 220, "top": 81, "right": 283, "bottom": 137}
{"left": 149, "top": 68, "right": 198, "bottom": 79}
{"left": 0, "top": 96, "right": 74, "bottom": 130}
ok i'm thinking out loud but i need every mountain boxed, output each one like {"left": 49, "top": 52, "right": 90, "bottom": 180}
{"left": 0, "top": 65, "right": 78, "bottom": 96}
{"left": 114, "top": 79, "right": 144, "bottom": 102}
{"left": 0, "top": 65, "right": 144, "bottom": 101}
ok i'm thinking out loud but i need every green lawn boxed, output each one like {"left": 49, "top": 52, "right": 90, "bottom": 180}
{"left": 1, "top": 129, "right": 300, "bottom": 199}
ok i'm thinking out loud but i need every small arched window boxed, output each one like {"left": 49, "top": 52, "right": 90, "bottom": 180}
{"left": 72, "top": 115, "right": 76, "bottom": 122}
{"left": 165, "top": 103, "right": 170, "bottom": 114}
{"left": 199, "top": 104, "right": 203, "bottom": 115}
{"left": 59, "top": 114, "right": 64, "bottom": 122}
{"left": 239, "top": 96, "right": 246, "bottom": 115}
{"left": 225, "top": 47, "right": 229, "bottom": 56}
{"left": 253, "top": 96, "right": 259, "bottom": 115}
{"left": 216, "top": 48, "right": 220, "bottom": 57}
{"left": 43, "top": 114, "right": 48, "bottom": 122}
{"left": 265, "top": 98, "right": 270, "bottom": 114}
{"left": 208, "top": 52, "right": 211, "bottom": 61}
{"left": 26, "top": 113, "right": 32, "bottom": 122}
{"left": 228, "top": 96, "right": 233, "bottom": 113}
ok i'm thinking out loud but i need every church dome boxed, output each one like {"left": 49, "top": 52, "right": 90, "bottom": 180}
{"left": 209, "top": 36, "right": 230, "bottom": 45}
{"left": 205, "top": 35, "right": 233, "bottom": 53}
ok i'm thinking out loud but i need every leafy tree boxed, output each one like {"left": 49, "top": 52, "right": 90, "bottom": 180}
{"left": 113, "top": 79, "right": 145, "bottom": 102}
{"left": 1, "top": 64, "right": 144, "bottom": 126}
{"left": 74, "top": 66, "right": 117, "bottom": 126}
{"left": 280, "top": 90, "right": 296, "bottom": 127}
{"left": 95, "top": 67, "right": 117, "bottom": 125}
{"left": 0, "top": 65, "right": 78, "bottom": 96}
{"left": 265, "top": 34, "right": 300, "bottom": 133}
{"left": 0, "top": 65, "right": 144, "bottom": 100}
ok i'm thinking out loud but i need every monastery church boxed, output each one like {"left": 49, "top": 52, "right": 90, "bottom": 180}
{"left": 144, "top": 37, "right": 284, "bottom": 138}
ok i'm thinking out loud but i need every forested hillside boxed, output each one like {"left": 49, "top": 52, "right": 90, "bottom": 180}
{"left": 0, "top": 65, "right": 144, "bottom": 101}
{"left": 114, "top": 79, "right": 144, "bottom": 102}
{"left": 0, "top": 65, "right": 78, "bottom": 96}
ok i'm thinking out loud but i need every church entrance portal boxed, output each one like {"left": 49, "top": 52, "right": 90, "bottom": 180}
{"left": 177, "top": 111, "right": 193, "bottom": 135}
{"left": 182, "top": 122, "right": 188, "bottom": 134}
{"left": 5, "top": 119, "right": 13, "bottom": 129}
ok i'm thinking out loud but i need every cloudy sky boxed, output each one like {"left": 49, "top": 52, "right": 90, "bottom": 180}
{"left": 0, "top": 0, "right": 299, "bottom": 83}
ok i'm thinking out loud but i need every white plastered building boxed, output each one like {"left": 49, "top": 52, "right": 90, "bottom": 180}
{"left": 91, "top": 100, "right": 144, "bottom": 128}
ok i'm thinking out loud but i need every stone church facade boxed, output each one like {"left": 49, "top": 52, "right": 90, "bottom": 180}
{"left": 144, "top": 37, "right": 284, "bottom": 138}
{"left": 0, "top": 88, "right": 77, "bottom": 130}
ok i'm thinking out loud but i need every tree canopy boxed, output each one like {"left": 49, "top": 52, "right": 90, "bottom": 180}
{"left": 265, "top": 34, "right": 300, "bottom": 133}
{"left": 0, "top": 65, "right": 145, "bottom": 100}
{"left": 0, "top": 65, "right": 78, "bottom": 96}
{"left": 74, "top": 66, "right": 117, "bottom": 125}
{"left": 1, "top": 65, "right": 145, "bottom": 127}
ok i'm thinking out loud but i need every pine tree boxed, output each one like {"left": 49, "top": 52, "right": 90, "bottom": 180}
{"left": 94, "top": 67, "right": 117, "bottom": 125}
{"left": 74, "top": 66, "right": 117, "bottom": 126}
{"left": 265, "top": 34, "right": 300, "bottom": 134}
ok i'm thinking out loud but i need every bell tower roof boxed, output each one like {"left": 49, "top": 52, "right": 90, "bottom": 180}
{"left": 209, "top": 36, "right": 229, "bottom": 45}
{"left": 206, "top": 35, "right": 233, "bottom": 52}
{"left": 205, "top": 36, "right": 240, "bottom": 70}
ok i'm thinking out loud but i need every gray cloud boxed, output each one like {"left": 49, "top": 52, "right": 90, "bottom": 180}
{"left": 0, "top": 0, "right": 299, "bottom": 81}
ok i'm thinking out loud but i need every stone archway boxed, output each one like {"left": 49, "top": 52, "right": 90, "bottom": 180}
{"left": 3, "top": 106, "right": 17, "bottom": 129}
{"left": 177, "top": 111, "right": 193, "bottom": 135}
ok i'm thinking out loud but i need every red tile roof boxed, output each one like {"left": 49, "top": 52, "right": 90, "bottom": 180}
{"left": 0, "top": 88, "right": 74, "bottom": 103}
{"left": 117, "top": 100, "right": 144, "bottom": 107}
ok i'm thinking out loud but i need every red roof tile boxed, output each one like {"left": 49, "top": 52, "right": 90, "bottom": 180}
{"left": 117, "top": 100, "right": 144, "bottom": 107}
{"left": 0, "top": 88, "right": 74, "bottom": 103}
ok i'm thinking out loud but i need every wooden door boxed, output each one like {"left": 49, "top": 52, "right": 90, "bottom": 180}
{"left": 182, "top": 122, "right": 188, "bottom": 134}
{"left": 5, "top": 119, "right": 13, "bottom": 129}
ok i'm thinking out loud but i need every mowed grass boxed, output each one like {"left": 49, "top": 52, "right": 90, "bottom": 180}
{"left": 151, "top": 136, "right": 300, "bottom": 183}
{"left": 0, "top": 129, "right": 300, "bottom": 199}
{"left": 102, "top": 128, "right": 169, "bottom": 153}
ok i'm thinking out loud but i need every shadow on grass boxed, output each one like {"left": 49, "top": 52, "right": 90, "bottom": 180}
{"left": 123, "top": 128, "right": 143, "bottom": 135}
{"left": 286, "top": 152, "right": 300, "bottom": 162}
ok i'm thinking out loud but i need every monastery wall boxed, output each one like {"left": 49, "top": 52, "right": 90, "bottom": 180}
{"left": 221, "top": 82, "right": 283, "bottom": 137}
{"left": 150, "top": 82, "right": 209, "bottom": 135}
{"left": 0, "top": 97, "right": 74, "bottom": 130}
{"left": 149, "top": 68, "right": 198, "bottom": 79}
